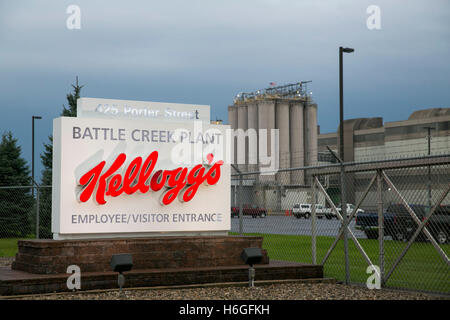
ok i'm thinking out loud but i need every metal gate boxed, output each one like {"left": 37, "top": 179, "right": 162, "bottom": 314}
{"left": 311, "top": 155, "right": 450, "bottom": 293}
{"left": 231, "top": 155, "right": 450, "bottom": 294}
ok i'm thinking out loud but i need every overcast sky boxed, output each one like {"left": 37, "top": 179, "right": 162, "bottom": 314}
{"left": 1, "top": 0, "right": 449, "bottom": 181}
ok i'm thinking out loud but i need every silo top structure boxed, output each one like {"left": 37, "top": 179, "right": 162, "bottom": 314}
{"left": 233, "top": 81, "right": 312, "bottom": 104}
{"left": 228, "top": 81, "right": 319, "bottom": 186}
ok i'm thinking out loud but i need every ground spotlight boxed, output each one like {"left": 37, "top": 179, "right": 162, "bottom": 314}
{"left": 110, "top": 254, "right": 133, "bottom": 296}
{"left": 241, "top": 248, "right": 263, "bottom": 287}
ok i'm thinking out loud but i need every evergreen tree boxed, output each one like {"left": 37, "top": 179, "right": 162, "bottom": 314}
{"left": 0, "top": 132, "right": 33, "bottom": 237}
{"left": 39, "top": 78, "right": 83, "bottom": 238}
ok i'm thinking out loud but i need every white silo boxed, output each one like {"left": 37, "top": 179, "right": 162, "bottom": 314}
{"left": 306, "top": 103, "right": 318, "bottom": 166}
{"left": 247, "top": 101, "right": 259, "bottom": 173}
{"left": 276, "top": 99, "right": 291, "bottom": 184}
{"left": 228, "top": 105, "right": 238, "bottom": 166}
{"left": 237, "top": 104, "right": 248, "bottom": 172}
{"left": 257, "top": 99, "right": 276, "bottom": 181}
{"left": 290, "top": 100, "right": 305, "bottom": 185}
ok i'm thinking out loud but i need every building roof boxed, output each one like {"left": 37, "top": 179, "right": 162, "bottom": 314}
{"left": 408, "top": 108, "right": 450, "bottom": 120}
{"left": 341, "top": 117, "right": 383, "bottom": 131}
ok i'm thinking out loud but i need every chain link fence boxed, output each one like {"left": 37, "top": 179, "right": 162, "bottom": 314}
{"left": 0, "top": 186, "right": 52, "bottom": 256}
{"left": 231, "top": 155, "right": 450, "bottom": 295}
{"left": 0, "top": 155, "right": 449, "bottom": 295}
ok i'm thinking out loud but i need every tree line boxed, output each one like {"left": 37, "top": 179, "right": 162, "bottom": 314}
{"left": 0, "top": 79, "right": 83, "bottom": 238}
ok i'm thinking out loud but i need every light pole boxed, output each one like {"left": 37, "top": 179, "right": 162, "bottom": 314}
{"left": 339, "top": 46, "right": 354, "bottom": 285}
{"left": 339, "top": 47, "right": 354, "bottom": 161}
{"left": 32, "top": 116, "right": 42, "bottom": 197}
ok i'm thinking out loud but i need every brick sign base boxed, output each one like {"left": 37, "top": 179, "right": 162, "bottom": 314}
{"left": 12, "top": 236, "right": 269, "bottom": 274}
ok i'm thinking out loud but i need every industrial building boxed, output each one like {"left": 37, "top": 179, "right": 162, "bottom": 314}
{"left": 318, "top": 108, "right": 450, "bottom": 163}
{"left": 228, "top": 82, "right": 321, "bottom": 211}
{"left": 228, "top": 81, "right": 318, "bottom": 184}
{"left": 317, "top": 107, "right": 450, "bottom": 207}
{"left": 228, "top": 78, "right": 450, "bottom": 211}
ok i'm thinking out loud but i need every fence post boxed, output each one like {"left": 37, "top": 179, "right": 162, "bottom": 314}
{"left": 341, "top": 164, "right": 350, "bottom": 284}
{"left": 239, "top": 173, "right": 243, "bottom": 236}
{"left": 376, "top": 170, "right": 384, "bottom": 286}
{"left": 377, "top": 170, "right": 384, "bottom": 286}
{"left": 311, "top": 178, "right": 317, "bottom": 265}
{"left": 36, "top": 185, "right": 40, "bottom": 239}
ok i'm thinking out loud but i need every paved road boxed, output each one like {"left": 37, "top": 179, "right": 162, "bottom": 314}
{"left": 230, "top": 215, "right": 368, "bottom": 238}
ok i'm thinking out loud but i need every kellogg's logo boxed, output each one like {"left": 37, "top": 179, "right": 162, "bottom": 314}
{"left": 78, "top": 151, "right": 223, "bottom": 206}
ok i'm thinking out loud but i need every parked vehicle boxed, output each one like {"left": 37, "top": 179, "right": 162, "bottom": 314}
{"left": 355, "top": 204, "right": 450, "bottom": 243}
{"left": 337, "top": 203, "right": 364, "bottom": 218}
{"left": 427, "top": 206, "right": 450, "bottom": 244}
{"left": 316, "top": 204, "right": 334, "bottom": 219}
{"left": 293, "top": 204, "right": 311, "bottom": 219}
{"left": 231, "top": 205, "right": 267, "bottom": 218}
{"left": 292, "top": 204, "right": 333, "bottom": 219}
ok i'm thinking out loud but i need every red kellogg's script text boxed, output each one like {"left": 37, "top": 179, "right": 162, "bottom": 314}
{"left": 78, "top": 151, "right": 223, "bottom": 205}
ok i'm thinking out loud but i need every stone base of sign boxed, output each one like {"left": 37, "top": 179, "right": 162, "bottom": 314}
{"left": 11, "top": 236, "right": 269, "bottom": 274}
{"left": 1, "top": 235, "right": 325, "bottom": 296}
{"left": 0, "top": 261, "right": 323, "bottom": 296}
{"left": 1, "top": 235, "right": 324, "bottom": 296}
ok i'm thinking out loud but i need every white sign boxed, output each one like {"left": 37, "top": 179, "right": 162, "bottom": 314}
{"left": 77, "top": 98, "right": 210, "bottom": 122}
{"left": 52, "top": 117, "right": 230, "bottom": 239}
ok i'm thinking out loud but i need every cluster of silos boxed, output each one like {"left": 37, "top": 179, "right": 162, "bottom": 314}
{"left": 228, "top": 97, "right": 318, "bottom": 186}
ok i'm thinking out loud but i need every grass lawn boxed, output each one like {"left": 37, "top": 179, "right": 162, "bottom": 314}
{"left": 232, "top": 232, "right": 450, "bottom": 294}
{"left": 0, "top": 238, "right": 21, "bottom": 257}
